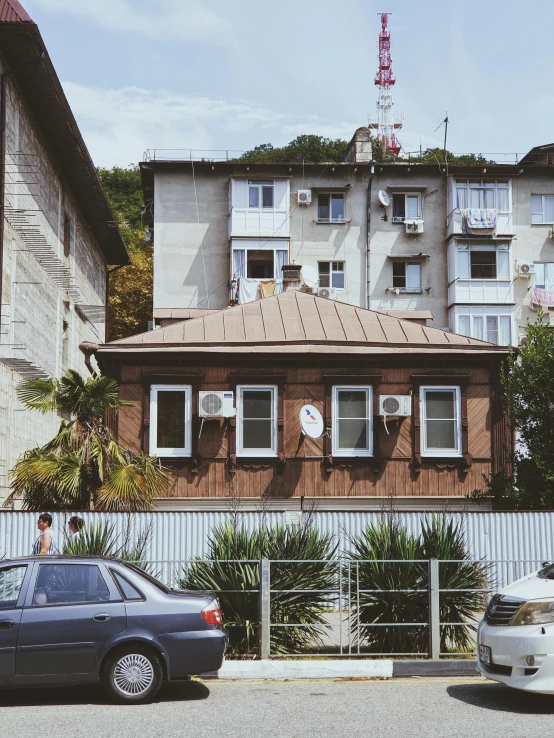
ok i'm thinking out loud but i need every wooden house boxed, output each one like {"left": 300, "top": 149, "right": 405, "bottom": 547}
{"left": 96, "top": 291, "right": 511, "bottom": 510}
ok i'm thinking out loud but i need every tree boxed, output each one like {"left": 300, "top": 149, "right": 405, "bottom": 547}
{"left": 6, "top": 370, "right": 169, "bottom": 511}
{"left": 501, "top": 310, "right": 554, "bottom": 508}
{"left": 238, "top": 134, "right": 349, "bottom": 163}
{"left": 97, "top": 166, "right": 153, "bottom": 342}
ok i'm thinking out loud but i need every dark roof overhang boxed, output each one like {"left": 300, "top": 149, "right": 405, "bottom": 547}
{"left": 0, "top": 20, "right": 130, "bottom": 265}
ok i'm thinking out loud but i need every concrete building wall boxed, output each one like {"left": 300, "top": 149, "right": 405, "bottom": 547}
{"left": 0, "top": 74, "right": 108, "bottom": 502}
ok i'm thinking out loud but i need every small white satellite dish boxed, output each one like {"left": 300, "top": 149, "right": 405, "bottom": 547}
{"left": 378, "top": 190, "right": 391, "bottom": 208}
{"left": 302, "top": 265, "right": 319, "bottom": 289}
{"left": 299, "top": 405, "right": 324, "bottom": 439}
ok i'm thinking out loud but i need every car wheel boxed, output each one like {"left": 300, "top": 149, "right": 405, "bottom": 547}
{"left": 104, "top": 647, "right": 164, "bottom": 704}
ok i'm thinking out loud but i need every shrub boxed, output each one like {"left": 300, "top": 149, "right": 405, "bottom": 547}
{"left": 179, "top": 522, "right": 337, "bottom": 657}
{"left": 62, "top": 520, "right": 153, "bottom": 572}
{"left": 348, "top": 515, "right": 489, "bottom": 655}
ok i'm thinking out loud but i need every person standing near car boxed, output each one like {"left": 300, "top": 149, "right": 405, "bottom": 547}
{"left": 68, "top": 515, "right": 84, "bottom": 539}
{"left": 32, "top": 512, "right": 57, "bottom": 555}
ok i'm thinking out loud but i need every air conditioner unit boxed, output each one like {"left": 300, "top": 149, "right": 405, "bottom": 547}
{"left": 199, "top": 391, "right": 236, "bottom": 418}
{"left": 317, "top": 287, "right": 336, "bottom": 300}
{"left": 518, "top": 334, "right": 528, "bottom": 346}
{"left": 405, "top": 219, "right": 424, "bottom": 234}
{"left": 517, "top": 262, "right": 535, "bottom": 277}
{"left": 297, "top": 189, "right": 312, "bottom": 205}
{"left": 379, "top": 395, "right": 412, "bottom": 417}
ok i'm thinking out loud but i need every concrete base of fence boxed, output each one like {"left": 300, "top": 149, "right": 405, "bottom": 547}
{"left": 201, "top": 659, "right": 479, "bottom": 681}
{"left": 393, "top": 660, "right": 478, "bottom": 677}
{"left": 208, "top": 659, "right": 394, "bottom": 680}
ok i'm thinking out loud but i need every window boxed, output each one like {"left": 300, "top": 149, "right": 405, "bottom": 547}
{"left": 420, "top": 387, "right": 461, "bottom": 457}
{"left": 318, "top": 261, "right": 345, "bottom": 289}
{"left": 455, "top": 306, "right": 512, "bottom": 345}
{"left": 318, "top": 193, "right": 345, "bottom": 222}
{"left": 392, "top": 262, "right": 421, "bottom": 292}
{"left": 248, "top": 180, "right": 274, "bottom": 209}
{"left": 455, "top": 180, "right": 510, "bottom": 212}
{"left": 237, "top": 385, "right": 277, "bottom": 457}
{"left": 232, "top": 246, "right": 288, "bottom": 281}
{"left": 392, "top": 193, "right": 420, "bottom": 222}
{"left": 63, "top": 213, "right": 72, "bottom": 257}
{"left": 110, "top": 570, "right": 143, "bottom": 601}
{"left": 531, "top": 195, "right": 554, "bottom": 224}
{"left": 332, "top": 386, "right": 373, "bottom": 457}
{"left": 0, "top": 566, "right": 26, "bottom": 610}
{"left": 455, "top": 242, "right": 510, "bottom": 280}
{"left": 534, "top": 263, "right": 554, "bottom": 290}
{"left": 149, "top": 385, "right": 192, "bottom": 457}
{"left": 33, "top": 564, "right": 110, "bottom": 606}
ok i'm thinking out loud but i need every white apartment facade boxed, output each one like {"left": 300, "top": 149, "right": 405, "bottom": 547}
{"left": 143, "top": 128, "right": 554, "bottom": 349}
{"left": 0, "top": 2, "right": 129, "bottom": 502}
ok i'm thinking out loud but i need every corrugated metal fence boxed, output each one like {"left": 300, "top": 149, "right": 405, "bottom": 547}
{"left": 1, "top": 510, "right": 553, "bottom": 588}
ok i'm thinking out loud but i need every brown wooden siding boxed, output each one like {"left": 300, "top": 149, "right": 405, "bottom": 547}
{"left": 110, "top": 359, "right": 502, "bottom": 500}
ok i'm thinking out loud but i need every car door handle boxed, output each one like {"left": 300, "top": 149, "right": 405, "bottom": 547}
{"left": 0, "top": 619, "right": 14, "bottom": 629}
{"left": 93, "top": 613, "right": 111, "bottom": 622}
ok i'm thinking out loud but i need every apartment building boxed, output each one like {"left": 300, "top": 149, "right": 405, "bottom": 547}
{"left": 142, "top": 128, "right": 554, "bottom": 347}
{"left": 0, "top": 1, "right": 129, "bottom": 502}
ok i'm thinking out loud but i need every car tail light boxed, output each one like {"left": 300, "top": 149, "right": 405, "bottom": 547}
{"left": 201, "top": 600, "right": 223, "bottom": 625}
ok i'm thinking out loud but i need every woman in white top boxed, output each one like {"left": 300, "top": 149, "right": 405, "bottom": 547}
{"left": 32, "top": 512, "right": 57, "bottom": 555}
{"left": 68, "top": 515, "right": 84, "bottom": 539}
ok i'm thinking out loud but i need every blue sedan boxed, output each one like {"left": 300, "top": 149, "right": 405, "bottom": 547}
{"left": 0, "top": 556, "right": 226, "bottom": 703}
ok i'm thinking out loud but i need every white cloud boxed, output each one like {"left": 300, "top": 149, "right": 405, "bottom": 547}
{"left": 62, "top": 82, "right": 358, "bottom": 166}
{"left": 28, "top": 0, "right": 228, "bottom": 44}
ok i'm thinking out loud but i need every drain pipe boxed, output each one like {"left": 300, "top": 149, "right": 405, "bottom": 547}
{"left": 79, "top": 341, "right": 99, "bottom": 375}
{"left": 366, "top": 160, "right": 376, "bottom": 310}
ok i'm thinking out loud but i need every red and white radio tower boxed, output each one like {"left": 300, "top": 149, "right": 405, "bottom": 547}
{"left": 370, "top": 13, "right": 402, "bottom": 156}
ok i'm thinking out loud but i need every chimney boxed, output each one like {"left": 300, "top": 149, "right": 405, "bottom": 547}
{"left": 345, "top": 127, "right": 374, "bottom": 163}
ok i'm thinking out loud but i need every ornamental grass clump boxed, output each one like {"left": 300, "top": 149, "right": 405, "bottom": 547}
{"left": 179, "top": 522, "right": 337, "bottom": 657}
{"left": 348, "top": 515, "right": 489, "bottom": 655}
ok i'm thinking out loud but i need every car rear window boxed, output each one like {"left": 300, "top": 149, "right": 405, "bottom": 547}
{"left": 122, "top": 562, "right": 170, "bottom": 594}
{"left": 110, "top": 569, "right": 143, "bottom": 601}
{"left": 34, "top": 564, "right": 110, "bottom": 606}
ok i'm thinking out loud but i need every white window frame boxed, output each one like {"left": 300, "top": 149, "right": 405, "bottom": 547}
{"left": 454, "top": 306, "right": 513, "bottom": 345}
{"left": 237, "top": 385, "right": 278, "bottom": 458}
{"left": 248, "top": 180, "right": 274, "bottom": 210}
{"left": 149, "top": 385, "right": 192, "bottom": 457}
{"left": 455, "top": 180, "right": 510, "bottom": 213}
{"left": 318, "top": 261, "right": 346, "bottom": 290}
{"left": 317, "top": 193, "right": 345, "bottom": 223}
{"left": 420, "top": 386, "right": 462, "bottom": 458}
{"left": 392, "top": 261, "right": 421, "bottom": 292}
{"left": 391, "top": 193, "right": 421, "bottom": 223}
{"left": 531, "top": 195, "right": 554, "bottom": 224}
{"left": 332, "top": 386, "right": 373, "bottom": 458}
{"left": 455, "top": 242, "right": 510, "bottom": 281}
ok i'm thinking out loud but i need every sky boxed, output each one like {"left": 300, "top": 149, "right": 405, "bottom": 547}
{"left": 22, "top": 0, "right": 554, "bottom": 167}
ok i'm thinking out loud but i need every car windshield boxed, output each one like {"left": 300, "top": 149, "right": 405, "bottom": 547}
{"left": 538, "top": 564, "right": 554, "bottom": 579}
{"left": 122, "top": 562, "right": 170, "bottom": 593}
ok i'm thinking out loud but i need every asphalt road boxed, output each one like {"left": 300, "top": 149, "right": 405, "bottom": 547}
{"left": 1, "top": 677, "right": 553, "bottom": 738}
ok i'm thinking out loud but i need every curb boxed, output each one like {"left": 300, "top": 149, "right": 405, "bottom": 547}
{"left": 201, "top": 659, "right": 478, "bottom": 681}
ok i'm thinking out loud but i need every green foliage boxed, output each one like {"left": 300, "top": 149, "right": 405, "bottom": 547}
{"left": 62, "top": 520, "right": 152, "bottom": 570}
{"left": 238, "top": 134, "right": 349, "bottom": 163}
{"left": 348, "top": 515, "right": 488, "bottom": 655}
{"left": 97, "top": 165, "right": 153, "bottom": 342}
{"left": 179, "top": 522, "right": 337, "bottom": 657}
{"left": 7, "top": 370, "right": 170, "bottom": 512}
{"left": 403, "top": 148, "right": 493, "bottom": 165}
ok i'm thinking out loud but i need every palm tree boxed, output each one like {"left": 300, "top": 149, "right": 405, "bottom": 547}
{"left": 6, "top": 369, "right": 169, "bottom": 512}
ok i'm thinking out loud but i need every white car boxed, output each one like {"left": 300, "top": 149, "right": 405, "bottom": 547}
{"left": 478, "top": 563, "right": 554, "bottom": 693}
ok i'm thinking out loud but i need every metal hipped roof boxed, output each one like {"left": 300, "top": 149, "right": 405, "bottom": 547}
{"left": 0, "top": 0, "right": 31, "bottom": 22}
{"left": 99, "top": 291, "right": 507, "bottom": 355}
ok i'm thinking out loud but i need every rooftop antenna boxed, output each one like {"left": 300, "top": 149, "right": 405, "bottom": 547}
{"left": 368, "top": 13, "right": 402, "bottom": 156}
{"left": 435, "top": 113, "right": 449, "bottom": 165}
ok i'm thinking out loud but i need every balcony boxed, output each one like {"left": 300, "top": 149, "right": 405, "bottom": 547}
{"left": 229, "top": 178, "right": 290, "bottom": 238}
{"left": 448, "top": 279, "right": 514, "bottom": 306}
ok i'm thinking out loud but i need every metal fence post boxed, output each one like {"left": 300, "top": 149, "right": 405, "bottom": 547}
{"left": 428, "top": 558, "right": 441, "bottom": 660}
{"left": 259, "top": 558, "right": 271, "bottom": 660}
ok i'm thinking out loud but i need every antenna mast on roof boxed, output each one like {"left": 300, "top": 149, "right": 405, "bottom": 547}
{"left": 369, "top": 13, "right": 402, "bottom": 156}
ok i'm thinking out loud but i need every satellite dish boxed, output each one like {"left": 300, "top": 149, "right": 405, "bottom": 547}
{"left": 299, "top": 405, "right": 324, "bottom": 439}
{"left": 378, "top": 190, "right": 391, "bottom": 207}
{"left": 302, "top": 265, "right": 319, "bottom": 289}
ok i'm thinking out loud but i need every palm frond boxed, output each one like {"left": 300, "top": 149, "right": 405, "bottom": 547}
{"left": 96, "top": 461, "right": 155, "bottom": 512}
{"left": 16, "top": 377, "right": 60, "bottom": 413}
